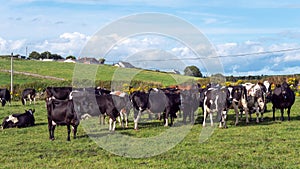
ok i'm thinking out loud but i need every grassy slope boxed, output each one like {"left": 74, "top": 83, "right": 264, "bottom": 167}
{"left": 0, "top": 58, "right": 197, "bottom": 87}
{"left": 0, "top": 98, "right": 299, "bottom": 168}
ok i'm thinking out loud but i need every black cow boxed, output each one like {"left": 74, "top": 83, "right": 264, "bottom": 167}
{"left": 46, "top": 99, "right": 79, "bottom": 141}
{"left": 45, "top": 87, "right": 72, "bottom": 100}
{"left": 21, "top": 88, "right": 36, "bottom": 105}
{"left": 202, "top": 87, "right": 230, "bottom": 128}
{"left": 271, "top": 82, "right": 295, "bottom": 121}
{"left": 0, "top": 88, "right": 11, "bottom": 107}
{"left": 130, "top": 88, "right": 181, "bottom": 130}
{"left": 2, "top": 109, "right": 35, "bottom": 129}
{"left": 227, "top": 85, "right": 249, "bottom": 125}
{"left": 180, "top": 89, "right": 200, "bottom": 124}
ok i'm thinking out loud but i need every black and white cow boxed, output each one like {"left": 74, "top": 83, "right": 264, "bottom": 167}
{"left": 111, "top": 91, "right": 132, "bottom": 128}
{"left": 0, "top": 88, "right": 11, "bottom": 107}
{"left": 95, "top": 94, "right": 120, "bottom": 131}
{"left": 271, "top": 82, "right": 295, "bottom": 121}
{"left": 21, "top": 88, "right": 36, "bottom": 105}
{"left": 130, "top": 88, "right": 181, "bottom": 130}
{"left": 46, "top": 99, "right": 79, "bottom": 141}
{"left": 45, "top": 87, "right": 73, "bottom": 101}
{"left": 202, "top": 87, "right": 230, "bottom": 128}
{"left": 243, "top": 82, "right": 266, "bottom": 123}
{"left": 227, "top": 85, "right": 249, "bottom": 125}
{"left": 2, "top": 109, "right": 35, "bottom": 129}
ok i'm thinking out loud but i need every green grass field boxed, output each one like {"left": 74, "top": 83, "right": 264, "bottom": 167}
{"left": 1, "top": 57, "right": 300, "bottom": 168}
{"left": 0, "top": 98, "right": 299, "bottom": 168}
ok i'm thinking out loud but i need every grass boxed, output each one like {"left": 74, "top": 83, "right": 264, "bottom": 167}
{"left": 0, "top": 98, "right": 299, "bottom": 168}
{"left": 0, "top": 58, "right": 197, "bottom": 87}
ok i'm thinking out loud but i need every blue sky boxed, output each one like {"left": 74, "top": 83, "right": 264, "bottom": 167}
{"left": 1, "top": 0, "right": 300, "bottom": 76}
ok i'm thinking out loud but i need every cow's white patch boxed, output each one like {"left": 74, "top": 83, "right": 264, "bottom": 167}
{"left": 81, "top": 113, "right": 91, "bottom": 120}
{"left": 52, "top": 120, "right": 57, "bottom": 126}
{"left": 7, "top": 115, "right": 18, "bottom": 123}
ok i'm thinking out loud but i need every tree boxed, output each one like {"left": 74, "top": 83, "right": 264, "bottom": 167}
{"left": 184, "top": 65, "right": 202, "bottom": 77}
{"left": 28, "top": 51, "right": 41, "bottom": 60}
{"left": 51, "top": 54, "right": 63, "bottom": 60}
{"left": 99, "top": 58, "right": 105, "bottom": 64}
{"left": 66, "top": 55, "right": 76, "bottom": 60}
{"left": 41, "top": 51, "right": 51, "bottom": 59}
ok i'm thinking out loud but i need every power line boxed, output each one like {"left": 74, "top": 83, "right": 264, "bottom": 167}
{"left": 105, "top": 47, "right": 300, "bottom": 63}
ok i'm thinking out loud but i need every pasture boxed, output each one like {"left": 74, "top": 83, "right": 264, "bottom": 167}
{"left": 0, "top": 98, "right": 299, "bottom": 168}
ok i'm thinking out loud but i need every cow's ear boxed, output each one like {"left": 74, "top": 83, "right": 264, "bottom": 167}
{"left": 32, "top": 109, "right": 35, "bottom": 113}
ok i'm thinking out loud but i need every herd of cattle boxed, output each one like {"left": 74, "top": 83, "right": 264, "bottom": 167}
{"left": 0, "top": 80, "right": 296, "bottom": 141}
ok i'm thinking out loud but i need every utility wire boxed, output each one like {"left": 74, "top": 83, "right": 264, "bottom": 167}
{"left": 105, "top": 47, "right": 300, "bottom": 63}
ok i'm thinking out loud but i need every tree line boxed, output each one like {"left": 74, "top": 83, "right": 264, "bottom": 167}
{"left": 28, "top": 51, "right": 76, "bottom": 60}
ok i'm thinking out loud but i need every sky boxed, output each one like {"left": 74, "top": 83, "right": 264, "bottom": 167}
{"left": 1, "top": 0, "right": 300, "bottom": 76}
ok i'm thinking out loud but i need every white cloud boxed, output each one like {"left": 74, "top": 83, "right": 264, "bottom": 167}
{"left": 0, "top": 37, "right": 27, "bottom": 54}
{"left": 35, "top": 32, "right": 90, "bottom": 57}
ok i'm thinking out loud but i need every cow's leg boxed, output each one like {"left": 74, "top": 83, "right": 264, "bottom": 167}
{"left": 202, "top": 107, "right": 207, "bottom": 127}
{"left": 73, "top": 125, "right": 78, "bottom": 139}
{"left": 112, "top": 120, "right": 116, "bottom": 131}
{"left": 99, "top": 114, "right": 105, "bottom": 125}
{"left": 117, "top": 116, "right": 122, "bottom": 127}
{"left": 209, "top": 112, "right": 214, "bottom": 127}
{"left": 124, "top": 112, "right": 128, "bottom": 128}
{"left": 48, "top": 118, "right": 55, "bottom": 140}
{"left": 67, "top": 125, "right": 71, "bottom": 141}
{"left": 233, "top": 103, "right": 239, "bottom": 125}
{"left": 245, "top": 108, "right": 249, "bottom": 124}
{"left": 287, "top": 107, "right": 291, "bottom": 121}
{"left": 272, "top": 106, "right": 276, "bottom": 121}
{"left": 281, "top": 108, "right": 284, "bottom": 121}
{"left": 109, "top": 118, "right": 116, "bottom": 131}
{"left": 255, "top": 102, "right": 260, "bottom": 123}
{"left": 183, "top": 109, "right": 187, "bottom": 124}
{"left": 222, "top": 110, "right": 228, "bottom": 128}
{"left": 134, "top": 109, "right": 142, "bottom": 130}
{"left": 164, "top": 115, "right": 169, "bottom": 127}
{"left": 258, "top": 98, "right": 265, "bottom": 122}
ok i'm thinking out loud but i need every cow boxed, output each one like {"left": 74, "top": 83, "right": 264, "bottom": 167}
{"left": 0, "top": 88, "right": 11, "bottom": 107}
{"left": 271, "top": 82, "right": 295, "bottom": 121}
{"left": 46, "top": 99, "right": 79, "bottom": 141}
{"left": 227, "top": 85, "right": 249, "bottom": 125}
{"left": 110, "top": 91, "right": 132, "bottom": 128}
{"left": 202, "top": 87, "right": 230, "bottom": 128}
{"left": 243, "top": 83, "right": 266, "bottom": 123}
{"left": 45, "top": 87, "right": 72, "bottom": 101}
{"left": 2, "top": 109, "right": 35, "bottom": 129}
{"left": 180, "top": 88, "right": 200, "bottom": 124}
{"left": 21, "top": 88, "right": 36, "bottom": 105}
{"left": 96, "top": 87, "right": 111, "bottom": 95}
{"left": 72, "top": 90, "right": 123, "bottom": 131}
{"left": 95, "top": 94, "right": 120, "bottom": 131}
{"left": 130, "top": 88, "right": 181, "bottom": 130}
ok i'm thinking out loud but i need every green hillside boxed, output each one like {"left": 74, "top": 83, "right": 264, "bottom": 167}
{"left": 0, "top": 57, "right": 198, "bottom": 88}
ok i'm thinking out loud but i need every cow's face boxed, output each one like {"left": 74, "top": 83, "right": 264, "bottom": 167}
{"left": 229, "top": 86, "right": 243, "bottom": 102}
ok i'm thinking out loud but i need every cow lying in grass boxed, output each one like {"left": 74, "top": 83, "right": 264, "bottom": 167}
{"left": 2, "top": 109, "right": 35, "bottom": 129}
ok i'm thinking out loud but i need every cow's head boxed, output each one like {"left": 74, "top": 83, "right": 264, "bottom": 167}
{"left": 27, "top": 109, "right": 35, "bottom": 115}
{"left": 1, "top": 98, "right": 6, "bottom": 107}
{"left": 228, "top": 86, "right": 246, "bottom": 102}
